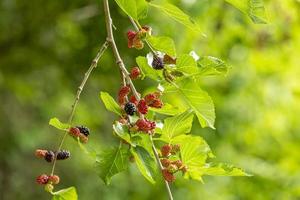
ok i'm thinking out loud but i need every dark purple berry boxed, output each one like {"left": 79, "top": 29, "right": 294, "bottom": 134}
{"left": 124, "top": 102, "right": 136, "bottom": 116}
{"left": 56, "top": 150, "right": 70, "bottom": 160}
{"left": 152, "top": 56, "right": 164, "bottom": 70}
{"left": 76, "top": 125, "right": 90, "bottom": 137}
{"left": 44, "top": 151, "right": 55, "bottom": 163}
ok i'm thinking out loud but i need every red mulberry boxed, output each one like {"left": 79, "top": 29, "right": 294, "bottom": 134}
{"left": 161, "top": 145, "right": 172, "bottom": 157}
{"left": 162, "top": 169, "right": 176, "bottom": 182}
{"left": 137, "top": 99, "right": 148, "bottom": 114}
{"left": 136, "top": 119, "right": 156, "bottom": 132}
{"left": 36, "top": 174, "right": 49, "bottom": 185}
{"left": 130, "top": 67, "right": 141, "bottom": 80}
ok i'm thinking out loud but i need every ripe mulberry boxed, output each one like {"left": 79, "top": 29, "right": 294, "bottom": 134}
{"left": 44, "top": 151, "right": 55, "bottom": 163}
{"left": 56, "top": 150, "right": 70, "bottom": 160}
{"left": 124, "top": 102, "right": 136, "bottom": 116}
{"left": 127, "top": 30, "right": 136, "bottom": 48}
{"left": 152, "top": 56, "right": 164, "bottom": 70}
{"left": 69, "top": 127, "right": 81, "bottom": 137}
{"left": 162, "top": 169, "right": 176, "bottom": 182}
{"left": 136, "top": 119, "right": 156, "bottom": 132}
{"left": 76, "top": 125, "right": 90, "bottom": 137}
{"left": 137, "top": 99, "right": 148, "bottom": 114}
{"left": 130, "top": 67, "right": 141, "bottom": 80}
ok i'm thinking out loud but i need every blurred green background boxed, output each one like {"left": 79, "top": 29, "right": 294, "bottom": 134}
{"left": 1, "top": 0, "right": 300, "bottom": 199}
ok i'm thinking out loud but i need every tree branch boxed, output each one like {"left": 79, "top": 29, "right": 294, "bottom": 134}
{"left": 103, "top": 1, "right": 174, "bottom": 200}
{"left": 50, "top": 41, "right": 109, "bottom": 175}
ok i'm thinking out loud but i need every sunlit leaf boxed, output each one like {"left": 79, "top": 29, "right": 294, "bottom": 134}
{"left": 52, "top": 187, "right": 77, "bottom": 200}
{"left": 149, "top": 3, "right": 201, "bottom": 33}
{"left": 131, "top": 146, "right": 157, "bottom": 184}
{"left": 100, "top": 92, "right": 122, "bottom": 116}
{"left": 136, "top": 0, "right": 148, "bottom": 19}
{"left": 201, "top": 162, "right": 251, "bottom": 176}
{"left": 149, "top": 103, "right": 182, "bottom": 116}
{"left": 161, "top": 109, "right": 194, "bottom": 142}
{"left": 49, "top": 118, "right": 70, "bottom": 131}
{"left": 197, "top": 56, "right": 228, "bottom": 76}
{"left": 113, "top": 121, "right": 136, "bottom": 146}
{"left": 95, "top": 146, "right": 130, "bottom": 185}
{"left": 115, "top": 0, "right": 137, "bottom": 20}
{"left": 147, "top": 36, "right": 176, "bottom": 57}
{"left": 136, "top": 56, "right": 163, "bottom": 81}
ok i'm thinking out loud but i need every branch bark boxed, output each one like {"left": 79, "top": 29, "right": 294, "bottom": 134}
{"left": 50, "top": 41, "right": 109, "bottom": 175}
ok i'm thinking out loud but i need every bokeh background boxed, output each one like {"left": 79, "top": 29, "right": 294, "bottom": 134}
{"left": 1, "top": 0, "right": 300, "bottom": 199}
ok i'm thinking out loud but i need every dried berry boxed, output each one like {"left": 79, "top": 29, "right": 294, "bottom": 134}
{"left": 152, "top": 56, "right": 164, "bottom": 70}
{"left": 160, "top": 158, "right": 171, "bottom": 168}
{"left": 130, "top": 67, "right": 141, "bottom": 80}
{"left": 136, "top": 118, "right": 156, "bottom": 132}
{"left": 36, "top": 174, "right": 49, "bottom": 185}
{"left": 76, "top": 125, "right": 90, "bottom": 137}
{"left": 56, "top": 150, "right": 70, "bottom": 160}
{"left": 137, "top": 99, "right": 148, "bottom": 114}
{"left": 44, "top": 151, "right": 55, "bottom": 163}
{"left": 162, "top": 169, "right": 176, "bottom": 182}
{"left": 48, "top": 175, "right": 60, "bottom": 185}
{"left": 161, "top": 145, "right": 172, "bottom": 157}
{"left": 124, "top": 102, "right": 136, "bottom": 116}
{"left": 35, "top": 149, "right": 47, "bottom": 158}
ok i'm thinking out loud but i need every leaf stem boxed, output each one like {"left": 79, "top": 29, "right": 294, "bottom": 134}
{"left": 50, "top": 41, "right": 109, "bottom": 175}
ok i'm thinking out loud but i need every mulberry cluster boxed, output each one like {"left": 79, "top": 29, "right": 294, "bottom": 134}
{"left": 127, "top": 26, "right": 151, "bottom": 50}
{"left": 160, "top": 144, "right": 187, "bottom": 183}
{"left": 35, "top": 149, "right": 71, "bottom": 162}
{"left": 36, "top": 174, "right": 60, "bottom": 185}
{"left": 68, "top": 125, "right": 90, "bottom": 143}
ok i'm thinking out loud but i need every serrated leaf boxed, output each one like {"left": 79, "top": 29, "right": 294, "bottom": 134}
{"left": 52, "top": 187, "right": 77, "bottom": 200}
{"left": 149, "top": 103, "right": 182, "bottom": 116}
{"left": 149, "top": 3, "right": 201, "bottom": 33}
{"left": 95, "top": 146, "right": 129, "bottom": 185}
{"left": 201, "top": 163, "right": 251, "bottom": 176}
{"left": 131, "top": 146, "right": 157, "bottom": 184}
{"left": 136, "top": 0, "right": 148, "bottom": 19}
{"left": 176, "top": 54, "right": 198, "bottom": 74}
{"left": 165, "top": 79, "right": 215, "bottom": 129}
{"left": 100, "top": 92, "right": 122, "bottom": 116}
{"left": 197, "top": 56, "right": 228, "bottom": 76}
{"left": 113, "top": 121, "right": 135, "bottom": 146}
{"left": 115, "top": 0, "right": 137, "bottom": 20}
{"left": 147, "top": 36, "right": 176, "bottom": 57}
{"left": 172, "top": 135, "right": 213, "bottom": 181}
{"left": 161, "top": 109, "right": 194, "bottom": 142}
{"left": 225, "top": 0, "right": 267, "bottom": 24}
{"left": 136, "top": 56, "right": 162, "bottom": 81}
{"left": 49, "top": 118, "right": 70, "bottom": 131}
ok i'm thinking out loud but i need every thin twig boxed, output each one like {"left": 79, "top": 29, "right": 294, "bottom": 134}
{"left": 103, "top": 1, "right": 174, "bottom": 199}
{"left": 50, "top": 41, "right": 109, "bottom": 175}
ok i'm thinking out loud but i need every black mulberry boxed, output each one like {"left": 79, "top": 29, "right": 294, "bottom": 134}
{"left": 44, "top": 151, "right": 55, "bottom": 163}
{"left": 56, "top": 150, "right": 70, "bottom": 160}
{"left": 152, "top": 56, "right": 164, "bottom": 70}
{"left": 124, "top": 102, "right": 136, "bottom": 116}
{"left": 76, "top": 125, "right": 90, "bottom": 137}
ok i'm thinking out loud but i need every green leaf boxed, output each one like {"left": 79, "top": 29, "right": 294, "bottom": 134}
{"left": 49, "top": 118, "right": 70, "bottom": 131}
{"left": 149, "top": 3, "right": 201, "bottom": 33}
{"left": 95, "top": 146, "right": 129, "bottom": 185}
{"left": 113, "top": 121, "right": 135, "bottom": 146}
{"left": 136, "top": 0, "right": 148, "bottom": 19}
{"left": 165, "top": 79, "right": 215, "bottom": 129}
{"left": 52, "top": 187, "right": 77, "bottom": 200}
{"left": 149, "top": 103, "right": 183, "bottom": 116}
{"left": 115, "top": 0, "right": 137, "bottom": 20}
{"left": 201, "top": 163, "right": 251, "bottom": 176}
{"left": 131, "top": 146, "right": 157, "bottom": 184}
{"left": 197, "top": 56, "right": 228, "bottom": 76}
{"left": 147, "top": 36, "right": 176, "bottom": 57}
{"left": 176, "top": 54, "right": 198, "bottom": 74}
{"left": 161, "top": 109, "right": 194, "bottom": 142}
{"left": 100, "top": 92, "right": 122, "bottom": 116}
{"left": 225, "top": 0, "right": 267, "bottom": 24}
{"left": 136, "top": 56, "right": 162, "bottom": 81}
{"left": 172, "top": 135, "right": 213, "bottom": 181}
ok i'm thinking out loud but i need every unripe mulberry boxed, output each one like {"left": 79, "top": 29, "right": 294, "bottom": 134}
{"left": 79, "top": 134, "right": 88, "bottom": 143}
{"left": 118, "top": 86, "right": 131, "bottom": 97}
{"left": 161, "top": 145, "right": 172, "bottom": 157}
{"left": 133, "top": 37, "right": 144, "bottom": 49}
{"left": 129, "top": 95, "right": 138, "bottom": 105}
{"left": 44, "top": 151, "right": 55, "bottom": 163}
{"left": 171, "top": 144, "right": 180, "bottom": 154}
{"left": 35, "top": 149, "right": 47, "bottom": 158}
{"left": 137, "top": 99, "right": 148, "bottom": 114}
{"left": 124, "top": 102, "right": 136, "bottom": 116}
{"left": 127, "top": 30, "right": 136, "bottom": 48}
{"left": 44, "top": 183, "right": 54, "bottom": 193}
{"left": 130, "top": 67, "right": 141, "bottom": 80}
{"left": 160, "top": 158, "right": 171, "bottom": 168}
{"left": 172, "top": 160, "right": 183, "bottom": 168}
{"left": 76, "top": 125, "right": 90, "bottom": 137}
{"left": 149, "top": 99, "right": 163, "bottom": 108}
{"left": 36, "top": 174, "right": 49, "bottom": 185}
{"left": 48, "top": 175, "right": 60, "bottom": 185}
{"left": 162, "top": 169, "right": 176, "bottom": 182}
{"left": 136, "top": 119, "right": 156, "bottom": 132}
{"left": 152, "top": 56, "right": 164, "bottom": 70}
{"left": 56, "top": 150, "right": 70, "bottom": 160}
{"left": 69, "top": 127, "right": 81, "bottom": 137}
{"left": 144, "top": 93, "right": 156, "bottom": 104}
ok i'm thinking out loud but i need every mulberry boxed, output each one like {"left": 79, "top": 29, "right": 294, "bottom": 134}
{"left": 124, "top": 102, "right": 136, "bottom": 116}
{"left": 161, "top": 145, "right": 172, "bottom": 157}
{"left": 152, "top": 56, "right": 164, "bottom": 70}
{"left": 69, "top": 127, "right": 81, "bottom": 137}
{"left": 48, "top": 175, "right": 60, "bottom": 185}
{"left": 35, "top": 149, "right": 47, "bottom": 158}
{"left": 137, "top": 99, "right": 148, "bottom": 114}
{"left": 162, "top": 169, "right": 176, "bottom": 182}
{"left": 136, "top": 119, "right": 156, "bottom": 132}
{"left": 56, "top": 150, "right": 70, "bottom": 160}
{"left": 44, "top": 151, "right": 55, "bottom": 163}
{"left": 76, "top": 125, "right": 90, "bottom": 137}
{"left": 36, "top": 174, "right": 49, "bottom": 185}
{"left": 130, "top": 67, "right": 141, "bottom": 80}
{"left": 160, "top": 158, "right": 171, "bottom": 168}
